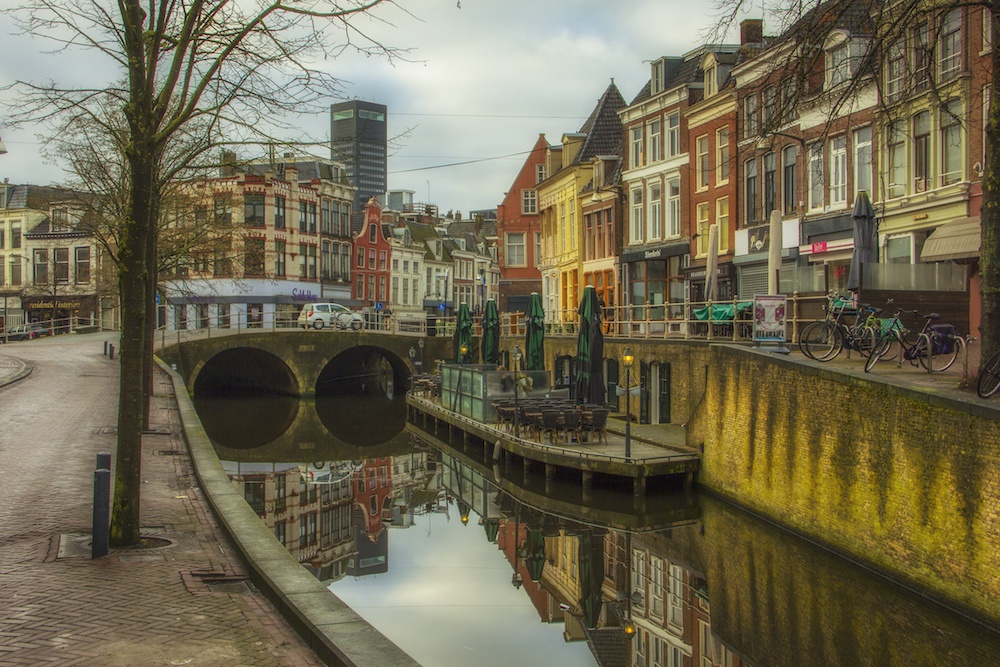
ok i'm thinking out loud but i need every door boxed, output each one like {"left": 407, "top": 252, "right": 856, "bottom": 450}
{"left": 658, "top": 362, "right": 671, "bottom": 423}
{"left": 640, "top": 361, "right": 650, "bottom": 424}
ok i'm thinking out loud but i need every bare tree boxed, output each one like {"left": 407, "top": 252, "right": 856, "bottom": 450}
{"left": 714, "top": 0, "right": 997, "bottom": 366}
{"left": 3, "top": 0, "right": 405, "bottom": 546}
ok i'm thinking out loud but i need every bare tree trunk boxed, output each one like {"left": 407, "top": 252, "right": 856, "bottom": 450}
{"left": 982, "top": 5, "right": 1000, "bottom": 368}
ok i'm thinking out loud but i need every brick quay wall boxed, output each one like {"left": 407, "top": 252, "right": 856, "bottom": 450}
{"left": 691, "top": 345, "right": 1000, "bottom": 627}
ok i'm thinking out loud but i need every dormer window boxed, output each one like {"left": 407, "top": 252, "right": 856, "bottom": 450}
{"left": 651, "top": 59, "right": 665, "bottom": 95}
{"left": 701, "top": 53, "right": 718, "bottom": 97}
{"left": 824, "top": 31, "right": 862, "bottom": 90}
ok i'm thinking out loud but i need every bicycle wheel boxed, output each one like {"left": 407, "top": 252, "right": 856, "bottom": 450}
{"left": 977, "top": 349, "right": 1000, "bottom": 398}
{"left": 801, "top": 322, "right": 842, "bottom": 361}
{"left": 865, "top": 332, "right": 892, "bottom": 372}
{"left": 853, "top": 325, "right": 878, "bottom": 358}
{"left": 919, "top": 333, "right": 958, "bottom": 372}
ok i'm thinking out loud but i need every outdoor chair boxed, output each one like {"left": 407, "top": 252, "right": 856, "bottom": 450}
{"left": 540, "top": 410, "right": 562, "bottom": 444}
{"left": 584, "top": 408, "right": 609, "bottom": 445}
{"left": 561, "top": 409, "right": 582, "bottom": 443}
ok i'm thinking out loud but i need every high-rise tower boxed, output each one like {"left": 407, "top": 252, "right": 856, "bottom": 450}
{"left": 330, "top": 101, "right": 387, "bottom": 212}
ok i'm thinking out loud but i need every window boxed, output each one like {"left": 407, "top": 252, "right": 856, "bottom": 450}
{"left": 379, "top": 275, "right": 387, "bottom": 301}
{"left": 368, "top": 249, "right": 375, "bottom": 269}
{"left": 716, "top": 127, "right": 730, "bottom": 184}
{"left": 744, "top": 94, "right": 759, "bottom": 138}
{"left": 808, "top": 143, "right": 824, "bottom": 210}
{"left": 392, "top": 276, "right": 399, "bottom": 303}
{"left": 321, "top": 199, "right": 331, "bottom": 234}
{"left": 696, "top": 203, "right": 710, "bottom": 256}
{"left": 667, "top": 112, "right": 680, "bottom": 156}
{"left": 666, "top": 180, "right": 680, "bottom": 238}
{"left": 913, "top": 23, "right": 931, "bottom": 92}
{"left": 717, "top": 197, "right": 730, "bottom": 252}
{"left": 505, "top": 232, "right": 526, "bottom": 267}
{"left": 762, "top": 86, "right": 776, "bottom": 127}
{"left": 828, "top": 43, "right": 850, "bottom": 88}
{"left": 744, "top": 159, "right": 758, "bottom": 224}
{"left": 984, "top": 8, "right": 993, "bottom": 51}
{"left": 764, "top": 152, "right": 776, "bottom": 216}
{"left": 535, "top": 164, "right": 547, "bottom": 183}
{"left": 652, "top": 58, "right": 665, "bottom": 94}
{"left": 888, "top": 120, "right": 906, "bottom": 197}
{"left": 75, "top": 247, "right": 91, "bottom": 284}
{"left": 213, "top": 196, "right": 231, "bottom": 225}
{"left": 33, "top": 249, "right": 48, "bottom": 285}
{"left": 274, "top": 240, "right": 286, "bottom": 277}
{"left": 939, "top": 9, "right": 962, "bottom": 81}
{"left": 369, "top": 224, "right": 376, "bottom": 243}
{"left": 783, "top": 145, "right": 797, "bottom": 215}
{"left": 299, "top": 243, "right": 308, "bottom": 279}
{"left": 244, "top": 238, "right": 265, "bottom": 276}
{"left": 697, "top": 135, "right": 709, "bottom": 190}
{"left": 913, "top": 111, "right": 930, "bottom": 192}
{"left": 298, "top": 201, "right": 308, "bottom": 232}
{"left": 631, "top": 126, "right": 643, "bottom": 168}
{"left": 379, "top": 250, "right": 387, "bottom": 270}
{"left": 829, "top": 136, "right": 847, "bottom": 206}
{"left": 648, "top": 182, "right": 662, "bottom": 241}
{"left": 534, "top": 232, "right": 541, "bottom": 267}
{"left": 10, "top": 254, "right": 22, "bottom": 286}
{"left": 648, "top": 119, "right": 662, "bottom": 163}
{"left": 522, "top": 189, "right": 537, "bottom": 214}
{"left": 54, "top": 248, "right": 69, "bottom": 283}
{"left": 308, "top": 203, "right": 317, "bottom": 233}
{"left": 11, "top": 221, "right": 20, "bottom": 249}
{"left": 630, "top": 187, "right": 644, "bottom": 243}
{"left": 854, "top": 127, "right": 872, "bottom": 198}
{"left": 274, "top": 196, "right": 285, "bottom": 229}
{"left": 885, "top": 40, "right": 905, "bottom": 103}
{"left": 941, "top": 98, "right": 963, "bottom": 185}
{"left": 244, "top": 193, "right": 265, "bottom": 226}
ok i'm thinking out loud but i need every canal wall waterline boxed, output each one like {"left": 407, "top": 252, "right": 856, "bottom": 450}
{"left": 157, "top": 358, "right": 421, "bottom": 667}
{"left": 692, "top": 345, "right": 1000, "bottom": 628}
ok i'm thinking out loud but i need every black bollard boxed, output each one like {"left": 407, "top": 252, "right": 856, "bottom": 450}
{"left": 97, "top": 451, "right": 111, "bottom": 471}
{"left": 109, "top": 344, "right": 114, "bottom": 360}
{"left": 103, "top": 340, "right": 108, "bottom": 356}
{"left": 92, "top": 468, "right": 111, "bottom": 559}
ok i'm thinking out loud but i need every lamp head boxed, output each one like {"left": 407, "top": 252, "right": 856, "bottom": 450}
{"left": 460, "top": 344, "right": 468, "bottom": 356}
{"left": 409, "top": 347, "right": 416, "bottom": 359}
{"left": 623, "top": 621, "right": 637, "bottom": 638}
{"left": 623, "top": 348, "right": 635, "bottom": 369}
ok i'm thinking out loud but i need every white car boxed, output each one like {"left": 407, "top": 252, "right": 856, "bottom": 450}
{"left": 297, "top": 302, "right": 364, "bottom": 331}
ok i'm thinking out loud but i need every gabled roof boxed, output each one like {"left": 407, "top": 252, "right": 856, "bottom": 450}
{"left": 405, "top": 221, "right": 450, "bottom": 262}
{"left": 245, "top": 159, "right": 348, "bottom": 184}
{"left": 628, "top": 53, "right": 710, "bottom": 106}
{"left": 575, "top": 82, "right": 627, "bottom": 164}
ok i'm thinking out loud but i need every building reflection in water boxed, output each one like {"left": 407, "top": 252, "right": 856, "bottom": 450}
{"left": 202, "top": 395, "right": 1000, "bottom": 667}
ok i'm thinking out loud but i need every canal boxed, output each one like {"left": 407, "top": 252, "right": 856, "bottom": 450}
{"left": 192, "top": 389, "right": 1000, "bottom": 667}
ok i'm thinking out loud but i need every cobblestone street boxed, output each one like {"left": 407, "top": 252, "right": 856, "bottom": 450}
{"left": 0, "top": 333, "right": 323, "bottom": 666}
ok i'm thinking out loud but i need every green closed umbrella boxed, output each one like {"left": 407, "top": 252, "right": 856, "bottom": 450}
{"left": 525, "top": 292, "right": 545, "bottom": 371}
{"left": 574, "top": 285, "right": 605, "bottom": 405}
{"left": 579, "top": 528, "right": 606, "bottom": 630}
{"left": 453, "top": 303, "right": 473, "bottom": 363}
{"left": 525, "top": 527, "right": 546, "bottom": 582}
{"left": 481, "top": 299, "right": 500, "bottom": 365}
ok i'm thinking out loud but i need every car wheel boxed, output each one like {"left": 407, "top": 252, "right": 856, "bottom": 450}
{"left": 312, "top": 319, "right": 325, "bottom": 330}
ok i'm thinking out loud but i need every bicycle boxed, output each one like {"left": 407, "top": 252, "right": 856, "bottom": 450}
{"left": 799, "top": 293, "right": 882, "bottom": 361}
{"left": 976, "top": 348, "right": 1000, "bottom": 398}
{"left": 864, "top": 301, "right": 960, "bottom": 373}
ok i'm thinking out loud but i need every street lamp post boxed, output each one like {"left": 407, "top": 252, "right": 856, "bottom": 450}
{"left": 623, "top": 348, "right": 635, "bottom": 460}
{"left": 511, "top": 345, "right": 522, "bottom": 438}
{"left": 408, "top": 346, "right": 416, "bottom": 393}
{"left": 418, "top": 338, "right": 425, "bottom": 370}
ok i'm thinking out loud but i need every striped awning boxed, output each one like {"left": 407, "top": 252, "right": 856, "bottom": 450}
{"left": 920, "top": 217, "right": 981, "bottom": 262}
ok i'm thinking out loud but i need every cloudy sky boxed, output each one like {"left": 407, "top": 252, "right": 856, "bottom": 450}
{"left": 0, "top": 0, "right": 748, "bottom": 215}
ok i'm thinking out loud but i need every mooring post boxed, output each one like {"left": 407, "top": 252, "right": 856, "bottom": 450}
{"left": 92, "top": 466, "right": 111, "bottom": 559}
{"left": 103, "top": 340, "right": 108, "bottom": 356}
{"left": 108, "top": 344, "right": 115, "bottom": 360}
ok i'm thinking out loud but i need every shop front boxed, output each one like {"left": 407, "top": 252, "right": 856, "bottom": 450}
{"left": 21, "top": 294, "right": 97, "bottom": 330}
{"left": 798, "top": 213, "right": 855, "bottom": 295}
{"left": 621, "top": 241, "right": 689, "bottom": 334}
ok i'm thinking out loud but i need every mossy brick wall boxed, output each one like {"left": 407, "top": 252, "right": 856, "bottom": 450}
{"left": 699, "top": 346, "right": 1000, "bottom": 626}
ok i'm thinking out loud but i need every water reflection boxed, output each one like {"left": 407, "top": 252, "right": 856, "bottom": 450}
{"left": 198, "top": 395, "right": 1000, "bottom": 667}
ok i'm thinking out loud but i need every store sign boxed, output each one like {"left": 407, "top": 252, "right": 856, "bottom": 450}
{"left": 291, "top": 288, "right": 318, "bottom": 302}
{"left": 811, "top": 241, "right": 828, "bottom": 254}
{"left": 27, "top": 300, "right": 85, "bottom": 310}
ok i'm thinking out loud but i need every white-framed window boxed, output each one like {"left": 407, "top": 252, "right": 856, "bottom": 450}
{"left": 783, "top": 145, "right": 798, "bottom": 215}
{"left": 941, "top": 98, "right": 963, "bottom": 185}
{"left": 534, "top": 232, "right": 541, "bottom": 268}
{"left": 888, "top": 120, "right": 906, "bottom": 198}
{"left": 744, "top": 94, "right": 759, "bottom": 138}
{"left": 762, "top": 86, "right": 776, "bottom": 127}
{"left": 631, "top": 126, "right": 643, "bottom": 168}
{"left": 666, "top": 178, "right": 681, "bottom": 237}
{"left": 521, "top": 189, "right": 537, "bottom": 214}
{"left": 696, "top": 202, "right": 710, "bottom": 257}
{"left": 984, "top": 8, "right": 993, "bottom": 52}
{"left": 716, "top": 127, "right": 730, "bottom": 184}
{"left": 913, "top": 110, "right": 931, "bottom": 192}
{"left": 939, "top": 9, "right": 962, "bottom": 82}
{"left": 505, "top": 232, "right": 526, "bottom": 267}
{"left": 651, "top": 58, "right": 665, "bottom": 95}
{"left": 697, "top": 135, "right": 709, "bottom": 190}
{"left": 885, "top": 39, "right": 905, "bottom": 103}
{"left": 716, "top": 197, "right": 730, "bottom": 252}
{"left": 704, "top": 64, "right": 716, "bottom": 96}
{"left": 764, "top": 152, "right": 776, "bottom": 216}
{"left": 667, "top": 112, "right": 680, "bottom": 156}
{"left": 829, "top": 136, "right": 848, "bottom": 207}
{"left": 650, "top": 557, "right": 665, "bottom": 619}
{"left": 808, "top": 143, "right": 824, "bottom": 210}
{"left": 630, "top": 187, "right": 644, "bottom": 243}
{"left": 745, "top": 158, "right": 758, "bottom": 224}
{"left": 828, "top": 42, "right": 850, "bottom": 88}
{"left": 647, "top": 182, "right": 662, "bottom": 241}
{"left": 913, "top": 23, "right": 931, "bottom": 92}
{"left": 854, "top": 126, "right": 872, "bottom": 199}
{"left": 535, "top": 163, "right": 547, "bottom": 183}
{"left": 648, "top": 119, "right": 662, "bottom": 163}
{"left": 667, "top": 564, "right": 684, "bottom": 630}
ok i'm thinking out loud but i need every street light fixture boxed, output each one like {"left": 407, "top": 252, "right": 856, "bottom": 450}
{"left": 622, "top": 348, "right": 635, "bottom": 460}
{"left": 511, "top": 345, "right": 522, "bottom": 438}
{"left": 408, "top": 346, "right": 416, "bottom": 393}
{"left": 418, "top": 338, "right": 425, "bottom": 370}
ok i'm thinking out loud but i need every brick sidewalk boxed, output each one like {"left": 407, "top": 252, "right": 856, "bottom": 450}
{"left": 0, "top": 336, "right": 324, "bottom": 666}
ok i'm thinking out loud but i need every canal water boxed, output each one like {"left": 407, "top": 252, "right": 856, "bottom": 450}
{"left": 193, "top": 391, "right": 1000, "bottom": 667}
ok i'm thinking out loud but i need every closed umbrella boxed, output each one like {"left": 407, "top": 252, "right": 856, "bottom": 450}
{"left": 578, "top": 528, "right": 606, "bottom": 630}
{"left": 705, "top": 223, "right": 719, "bottom": 301}
{"left": 480, "top": 299, "right": 500, "bottom": 365}
{"left": 848, "top": 191, "right": 878, "bottom": 293}
{"left": 574, "top": 285, "right": 605, "bottom": 405}
{"left": 525, "top": 527, "right": 546, "bottom": 582}
{"left": 453, "top": 303, "right": 473, "bottom": 363}
{"left": 525, "top": 292, "right": 545, "bottom": 371}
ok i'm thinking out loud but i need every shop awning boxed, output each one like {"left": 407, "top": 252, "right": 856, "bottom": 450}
{"left": 920, "top": 217, "right": 981, "bottom": 262}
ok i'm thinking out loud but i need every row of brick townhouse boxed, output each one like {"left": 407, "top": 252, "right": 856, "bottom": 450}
{"left": 0, "top": 183, "right": 113, "bottom": 332}
{"left": 499, "top": 2, "right": 989, "bottom": 337}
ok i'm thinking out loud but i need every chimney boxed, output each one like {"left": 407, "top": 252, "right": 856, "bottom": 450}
{"left": 741, "top": 18, "right": 763, "bottom": 46}
{"left": 220, "top": 150, "right": 237, "bottom": 177}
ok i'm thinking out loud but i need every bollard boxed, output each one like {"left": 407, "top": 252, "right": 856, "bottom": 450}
{"left": 97, "top": 451, "right": 111, "bottom": 471}
{"left": 92, "top": 468, "right": 111, "bottom": 559}
{"left": 109, "top": 344, "right": 114, "bottom": 360}
{"left": 103, "top": 340, "right": 108, "bottom": 356}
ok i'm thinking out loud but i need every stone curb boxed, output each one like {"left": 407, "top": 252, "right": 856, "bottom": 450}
{"left": 156, "top": 356, "right": 420, "bottom": 667}
{"left": 0, "top": 356, "right": 33, "bottom": 388}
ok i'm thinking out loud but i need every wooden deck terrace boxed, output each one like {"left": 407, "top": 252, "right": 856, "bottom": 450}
{"left": 406, "top": 393, "right": 700, "bottom": 498}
